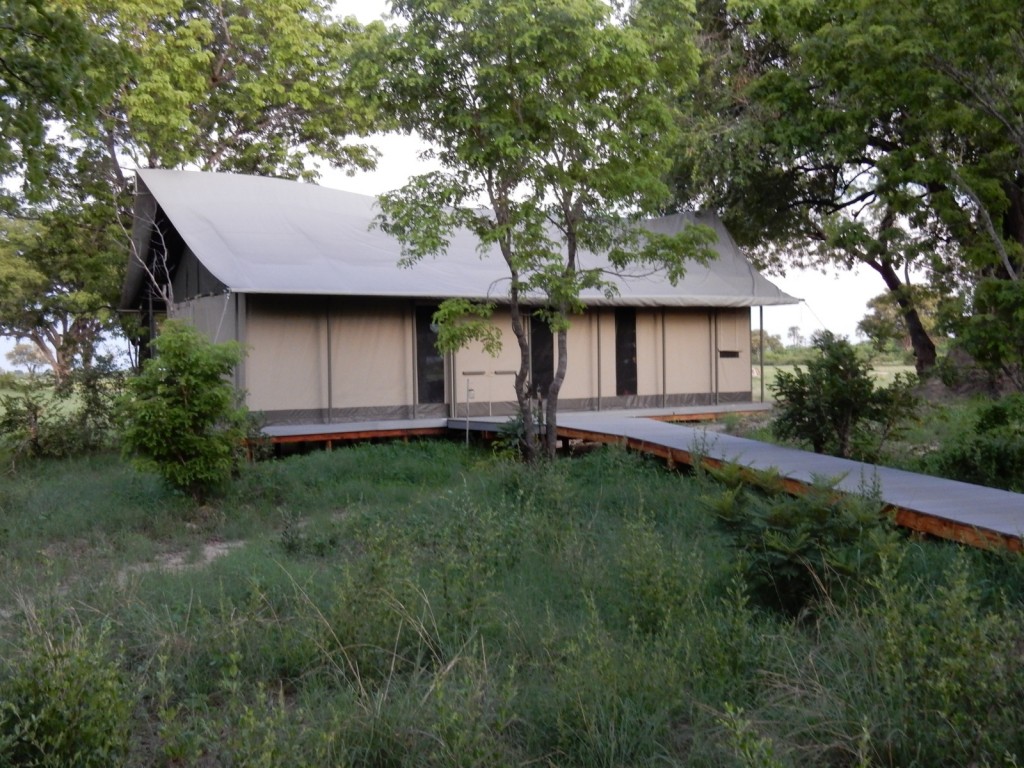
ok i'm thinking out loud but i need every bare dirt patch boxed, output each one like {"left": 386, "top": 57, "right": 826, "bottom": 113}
{"left": 117, "top": 540, "right": 246, "bottom": 586}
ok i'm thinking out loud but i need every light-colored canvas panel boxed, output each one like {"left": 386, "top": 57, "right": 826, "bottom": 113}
{"left": 127, "top": 170, "right": 800, "bottom": 310}
{"left": 245, "top": 296, "right": 327, "bottom": 412}
{"left": 558, "top": 318, "right": 599, "bottom": 400}
{"left": 596, "top": 310, "right": 616, "bottom": 400}
{"left": 331, "top": 300, "right": 411, "bottom": 408}
{"left": 717, "top": 307, "right": 745, "bottom": 352}
{"left": 636, "top": 311, "right": 660, "bottom": 396}
{"left": 170, "top": 293, "right": 238, "bottom": 344}
{"left": 664, "top": 310, "right": 713, "bottom": 394}
{"left": 452, "top": 309, "right": 521, "bottom": 414}
{"left": 717, "top": 309, "right": 752, "bottom": 393}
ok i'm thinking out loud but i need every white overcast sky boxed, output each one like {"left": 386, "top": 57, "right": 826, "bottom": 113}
{"left": 325, "top": 0, "right": 883, "bottom": 343}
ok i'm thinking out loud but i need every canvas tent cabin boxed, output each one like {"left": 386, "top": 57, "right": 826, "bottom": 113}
{"left": 121, "top": 169, "right": 797, "bottom": 428}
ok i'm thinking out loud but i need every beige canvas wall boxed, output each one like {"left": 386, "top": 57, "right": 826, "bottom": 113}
{"left": 195, "top": 296, "right": 751, "bottom": 423}
{"left": 170, "top": 293, "right": 239, "bottom": 344}
{"left": 559, "top": 315, "right": 601, "bottom": 400}
{"left": 244, "top": 296, "right": 328, "bottom": 412}
{"left": 450, "top": 310, "right": 520, "bottom": 413}
{"left": 329, "top": 300, "right": 412, "bottom": 408}
{"left": 663, "top": 310, "right": 714, "bottom": 395}
{"left": 716, "top": 308, "right": 752, "bottom": 394}
{"left": 244, "top": 296, "right": 417, "bottom": 415}
{"left": 450, "top": 306, "right": 751, "bottom": 408}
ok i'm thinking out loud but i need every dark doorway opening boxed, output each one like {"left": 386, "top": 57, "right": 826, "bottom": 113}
{"left": 615, "top": 308, "right": 637, "bottom": 396}
{"left": 530, "top": 316, "right": 554, "bottom": 398}
{"left": 416, "top": 306, "right": 445, "bottom": 404}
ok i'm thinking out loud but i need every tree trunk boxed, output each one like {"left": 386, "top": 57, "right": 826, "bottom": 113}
{"left": 545, "top": 324, "right": 569, "bottom": 459}
{"left": 508, "top": 296, "right": 539, "bottom": 463}
{"left": 872, "top": 260, "right": 937, "bottom": 374}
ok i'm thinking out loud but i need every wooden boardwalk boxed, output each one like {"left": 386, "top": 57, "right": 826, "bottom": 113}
{"left": 548, "top": 411, "right": 1024, "bottom": 552}
{"left": 263, "top": 405, "right": 1024, "bottom": 552}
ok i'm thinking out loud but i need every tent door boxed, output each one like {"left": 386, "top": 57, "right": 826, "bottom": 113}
{"left": 415, "top": 306, "right": 445, "bottom": 404}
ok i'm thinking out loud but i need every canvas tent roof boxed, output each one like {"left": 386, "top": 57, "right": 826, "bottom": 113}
{"left": 123, "top": 168, "right": 798, "bottom": 309}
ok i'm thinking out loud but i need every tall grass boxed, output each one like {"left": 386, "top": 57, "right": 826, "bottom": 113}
{"left": 0, "top": 441, "right": 1021, "bottom": 766}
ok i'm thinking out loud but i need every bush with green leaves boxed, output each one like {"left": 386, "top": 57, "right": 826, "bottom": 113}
{"left": 954, "top": 277, "right": 1024, "bottom": 391}
{"left": 706, "top": 469, "right": 899, "bottom": 616}
{"left": 771, "top": 330, "right": 917, "bottom": 459}
{"left": 0, "top": 617, "right": 132, "bottom": 767}
{"left": 120, "top": 320, "right": 247, "bottom": 499}
{"left": 0, "top": 356, "right": 124, "bottom": 463}
{"left": 925, "top": 394, "right": 1024, "bottom": 491}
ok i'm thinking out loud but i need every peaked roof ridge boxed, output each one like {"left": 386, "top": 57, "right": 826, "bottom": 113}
{"left": 124, "top": 168, "right": 798, "bottom": 309}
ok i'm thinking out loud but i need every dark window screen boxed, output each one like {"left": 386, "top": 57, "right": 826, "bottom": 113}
{"left": 530, "top": 316, "right": 554, "bottom": 398}
{"left": 416, "top": 306, "right": 445, "bottom": 404}
{"left": 615, "top": 308, "right": 638, "bottom": 396}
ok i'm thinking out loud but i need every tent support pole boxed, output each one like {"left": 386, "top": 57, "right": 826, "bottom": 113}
{"left": 596, "top": 312, "right": 602, "bottom": 411}
{"left": 759, "top": 306, "right": 765, "bottom": 402}
{"left": 661, "top": 309, "right": 667, "bottom": 407}
{"left": 411, "top": 306, "right": 418, "bottom": 419}
{"left": 326, "top": 298, "right": 333, "bottom": 423}
{"left": 713, "top": 310, "right": 720, "bottom": 405}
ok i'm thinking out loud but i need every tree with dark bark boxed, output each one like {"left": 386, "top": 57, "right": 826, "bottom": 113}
{"left": 374, "top": 0, "right": 715, "bottom": 461}
{"left": 650, "top": 0, "right": 1024, "bottom": 374}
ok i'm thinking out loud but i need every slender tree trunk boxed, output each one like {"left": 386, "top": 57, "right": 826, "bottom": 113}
{"left": 545, "top": 323, "right": 569, "bottom": 459}
{"left": 508, "top": 294, "right": 539, "bottom": 463}
{"left": 871, "top": 260, "right": 937, "bottom": 374}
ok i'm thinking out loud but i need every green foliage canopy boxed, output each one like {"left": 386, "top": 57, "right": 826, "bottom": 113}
{"left": 0, "top": 0, "right": 114, "bottom": 207}
{"left": 954, "top": 278, "right": 1024, "bottom": 392}
{"left": 658, "top": 0, "right": 1024, "bottom": 373}
{"left": 1, "top": 0, "right": 385, "bottom": 376}
{"left": 374, "top": 0, "right": 714, "bottom": 460}
{"left": 64, "top": 0, "right": 383, "bottom": 184}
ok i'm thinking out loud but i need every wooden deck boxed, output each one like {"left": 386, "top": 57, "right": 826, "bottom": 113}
{"left": 262, "top": 405, "right": 1024, "bottom": 552}
{"left": 261, "top": 417, "right": 450, "bottom": 446}
{"left": 547, "top": 411, "right": 1024, "bottom": 552}
{"left": 258, "top": 404, "right": 772, "bottom": 444}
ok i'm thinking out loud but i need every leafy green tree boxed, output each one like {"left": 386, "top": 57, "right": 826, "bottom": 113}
{"left": 1, "top": 0, "right": 385, "bottom": 374}
{"left": 954, "top": 278, "right": 1024, "bottom": 392}
{"left": 66, "top": 0, "right": 383, "bottom": 188}
{"left": 0, "top": 183, "right": 123, "bottom": 385}
{"left": 657, "top": 0, "right": 1024, "bottom": 375}
{"left": 858, "top": 289, "right": 942, "bottom": 356}
{"left": 120, "top": 320, "right": 247, "bottom": 500}
{"left": 374, "top": 0, "right": 714, "bottom": 461}
{"left": 771, "top": 331, "right": 917, "bottom": 459}
{"left": 0, "top": 0, "right": 113, "bottom": 207}
{"left": 5, "top": 343, "right": 49, "bottom": 375}
{"left": 750, "top": 329, "right": 783, "bottom": 363}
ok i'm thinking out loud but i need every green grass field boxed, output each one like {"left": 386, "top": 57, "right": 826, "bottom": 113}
{"left": 1, "top": 442, "right": 1022, "bottom": 766}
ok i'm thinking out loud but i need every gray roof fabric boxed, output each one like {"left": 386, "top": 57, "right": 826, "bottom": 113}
{"left": 125, "top": 168, "right": 798, "bottom": 308}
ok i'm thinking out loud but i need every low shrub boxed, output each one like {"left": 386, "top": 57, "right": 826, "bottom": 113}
{"left": 925, "top": 393, "right": 1024, "bottom": 491}
{"left": 738, "top": 555, "right": 1024, "bottom": 767}
{"left": 0, "top": 614, "right": 132, "bottom": 767}
{"left": 0, "top": 357, "right": 124, "bottom": 464}
{"left": 707, "top": 475, "right": 899, "bottom": 616}
{"left": 771, "top": 331, "right": 917, "bottom": 459}
{"left": 120, "top": 320, "right": 248, "bottom": 500}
